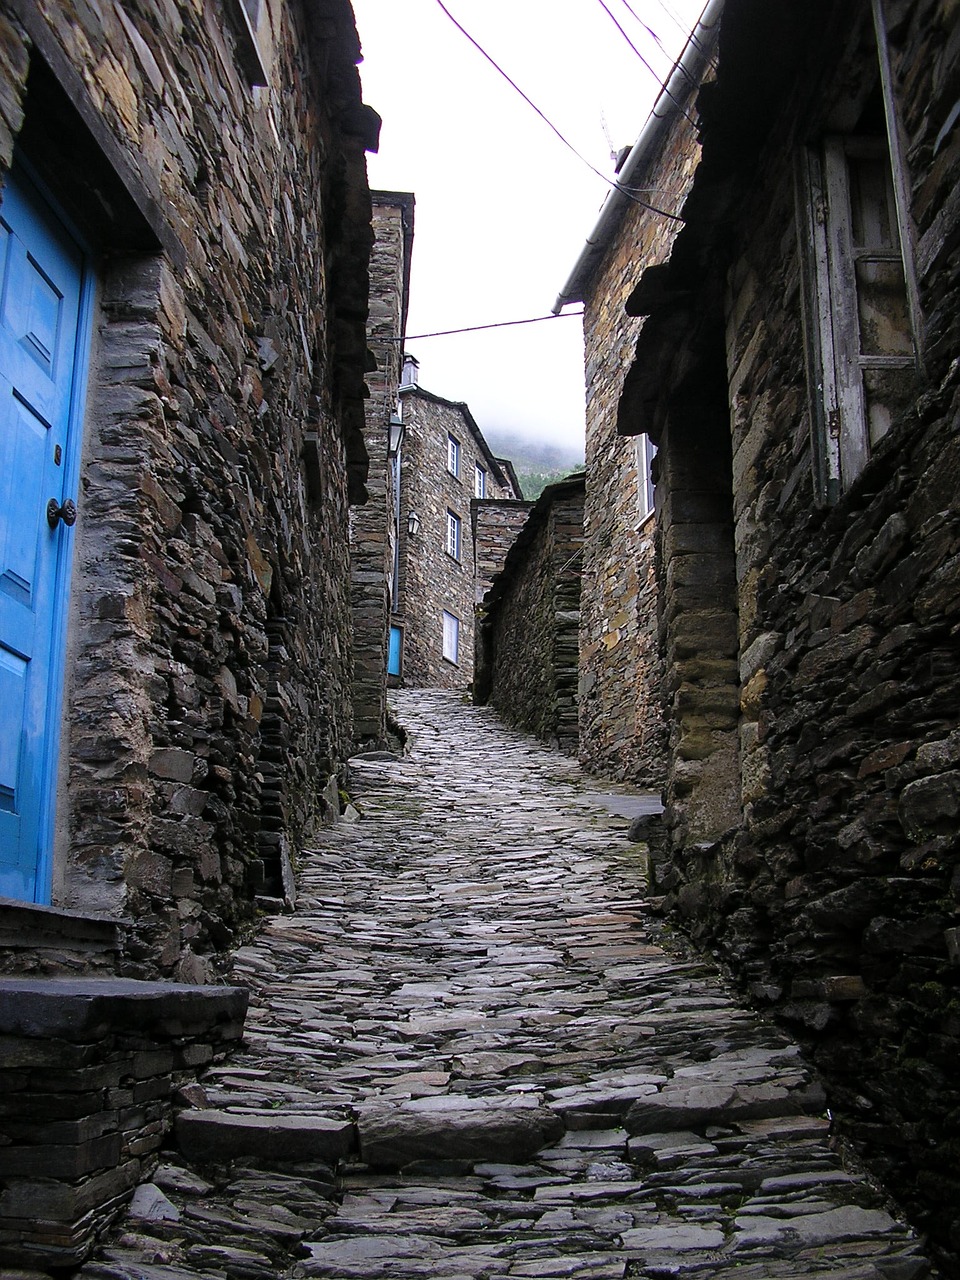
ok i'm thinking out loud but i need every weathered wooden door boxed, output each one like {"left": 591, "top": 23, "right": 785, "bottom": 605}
{"left": 0, "top": 167, "right": 89, "bottom": 903}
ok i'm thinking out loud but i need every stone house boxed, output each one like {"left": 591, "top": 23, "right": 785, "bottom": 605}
{"left": 551, "top": 7, "right": 722, "bottom": 788}
{"left": 560, "top": 0, "right": 960, "bottom": 1259}
{"left": 350, "top": 190, "right": 414, "bottom": 748}
{"left": 392, "top": 358, "right": 522, "bottom": 689}
{"left": 0, "top": 0, "right": 378, "bottom": 978}
{"left": 0, "top": 0, "right": 380, "bottom": 1264}
{"left": 474, "top": 473, "right": 585, "bottom": 753}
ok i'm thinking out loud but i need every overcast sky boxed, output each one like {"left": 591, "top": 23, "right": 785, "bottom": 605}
{"left": 351, "top": 0, "right": 707, "bottom": 453}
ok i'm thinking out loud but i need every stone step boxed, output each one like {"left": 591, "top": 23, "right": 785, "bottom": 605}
{"left": 357, "top": 1101, "right": 563, "bottom": 1168}
{"left": 175, "top": 1109, "right": 356, "bottom": 1163}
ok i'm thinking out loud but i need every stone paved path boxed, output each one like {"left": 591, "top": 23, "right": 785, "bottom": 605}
{"left": 80, "top": 690, "right": 934, "bottom": 1280}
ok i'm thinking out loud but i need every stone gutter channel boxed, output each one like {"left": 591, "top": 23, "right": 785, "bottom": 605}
{"left": 8, "top": 690, "right": 937, "bottom": 1279}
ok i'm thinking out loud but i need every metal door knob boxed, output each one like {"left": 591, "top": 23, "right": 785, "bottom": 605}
{"left": 46, "top": 498, "right": 77, "bottom": 529}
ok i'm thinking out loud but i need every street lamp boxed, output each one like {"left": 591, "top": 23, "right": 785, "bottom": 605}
{"left": 387, "top": 412, "right": 404, "bottom": 458}
{"left": 407, "top": 510, "right": 421, "bottom": 537}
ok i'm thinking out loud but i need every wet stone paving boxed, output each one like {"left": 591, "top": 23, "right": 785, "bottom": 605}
{"left": 80, "top": 690, "right": 935, "bottom": 1280}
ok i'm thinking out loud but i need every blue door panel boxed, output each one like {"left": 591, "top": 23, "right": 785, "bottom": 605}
{"left": 0, "top": 648, "right": 27, "bottom": 808}
{"left": 0, "top": 168, "right": 87, "bottom": 903}
{"left": 0, "top": 391, "right": 49, "bottom": 608}
{"left": 388, "top": 625, "right": 403, "bottom": 677}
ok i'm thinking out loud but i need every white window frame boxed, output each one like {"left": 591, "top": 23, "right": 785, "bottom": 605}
{"left": 442, "top": 610, "right": 460, "bottom": 665}
{"left": 445, "top": 509, "right": 462, "bottom": 561}
{"left": 635, "top": 433, "right": 657, "bottom": 522}
{"left": 447, "top": 434, "right": 461, "bottom": 478}
{"left": 798, "top": 134, "right": 917, "bottom": 502}
{"left": 475, "top": 464, "right": 486, "bottom": 499}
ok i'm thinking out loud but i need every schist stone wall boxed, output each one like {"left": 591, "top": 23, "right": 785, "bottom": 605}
{"left": 395, "top": 385, "right": 516, "bottom": 689}
{"left": 614, "top": 0, "right": 960, "bottom": 1262}
{"left": 0, "top": 0, "right": 376, "bottom": 977}
{"left": 350, "top": 193, "right": 413, "bottom": 746}
{"left": 473, "top": 498, "right": 534, "bottom": 603}
{"left": 574, "top": 72, "right": 706, "bottom": 788}
{"left": 0, "top": 977, "right": 247, "bottom": 1270}
{"left": 475, "top": 475, "right": 585, "bottom": 753}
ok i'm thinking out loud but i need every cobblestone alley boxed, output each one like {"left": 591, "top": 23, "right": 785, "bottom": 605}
{"left": 79, "top": 691, "right": 935, "bottom": 1280}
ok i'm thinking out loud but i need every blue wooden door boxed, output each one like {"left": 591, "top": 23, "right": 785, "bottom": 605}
{"left": 0, "top": 168, "right": 88, "bottom": 903}
{"left": 388, "top": 625, "right": 403, "bottom": 677}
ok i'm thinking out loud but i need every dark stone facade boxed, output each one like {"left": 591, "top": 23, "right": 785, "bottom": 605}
{"left": 475, "top": 475, "right": 585, "bottom": 753}
{"left": 394, "top": 379, "right": 520, "bottom": 689}
{"left": 606, "top": 0, "right": 960, "bottom": 1263}
{"left": 350, "top": 192, "right": 414, "bottom": 746}
{"left": 0, "top": 0, "right": 377, "bottom": 977}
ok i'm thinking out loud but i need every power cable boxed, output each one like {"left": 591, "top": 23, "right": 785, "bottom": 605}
{"left": 612, "top": 0, "right": 705, "bottom": 85}
{"left": 646, "top": 0, "right": 711, "bottom": 57}
{"left": 383, "top": 311, "right": 586, "bottom": 342}
{"left": 593, "top": 0, "right": 696, "bottom": 125}
{"left": 433, "top": 0, "right": 684, "bottom": 223}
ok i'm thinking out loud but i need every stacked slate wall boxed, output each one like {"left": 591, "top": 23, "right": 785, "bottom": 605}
{"left": 473, "top": 499, "right": 534, "bottom": 603}
{"left": 351, "top": 195, "right": 412, "bottom": 745}
{"left": 0, "top": 0, "right": 375, "bottom": 977}
{"left": 0, "top": 977, "right": 247, "bottom": 1269}
{"left": 578, "top": 96, "right": 704, "bottom": 787}
{"left": 476, "top": 476, "right": 585, "bottom": 752}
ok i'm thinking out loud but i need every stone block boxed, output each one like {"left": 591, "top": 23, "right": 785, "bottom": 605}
{"left": 898, "top": 771, "right": 960, "bottom": 840}
{"left": 357, "top": 1103, "right": 562, "bottom": 1168}
{"left": 148, "top": 749, "right": 195, "bottom": 782}
{"left": 0, "top": 1131, "right": 122, "bottom": 1178}
{"left": 0, "top": 979, "right": 248, "bottom": 1042}
{"left": 176, "top": 1109, "right": 355, "bottom": 1163}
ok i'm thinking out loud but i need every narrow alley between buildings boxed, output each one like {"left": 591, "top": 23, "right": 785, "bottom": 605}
{"left": 79, "top": 691, "right": 934, "bottom": 1280}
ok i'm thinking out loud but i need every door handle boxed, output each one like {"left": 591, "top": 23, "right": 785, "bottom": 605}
{"left": 46, "top": 498, "right": 77, "bottom": 529}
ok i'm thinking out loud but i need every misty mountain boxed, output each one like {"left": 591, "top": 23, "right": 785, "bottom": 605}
{"left": 483, "top": 429, "right": 584, "bottom": 473}
{"left": 483, "top": 429, "right": 585, "bottom": 500}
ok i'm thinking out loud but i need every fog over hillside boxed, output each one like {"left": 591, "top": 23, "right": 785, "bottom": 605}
{"left": 483, "top": 428, "right": 583, "bottom": 470}
{"left": 483, "top": 428, "right": 585, "bottom": 501}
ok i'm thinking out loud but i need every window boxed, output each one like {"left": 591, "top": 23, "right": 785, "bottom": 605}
{"left": 224, "top": 0, "right": 270, "bottom": 86}
{"left": 445, "top": 510, "right": 462, "bottom": 560}
{"left": 447, "top": 435, "right": 461, "bottom": 478}
{"left": 636, "top": 433, "right": 657, "bottom": 521}
{"left": 475, "top": 464, "right": 487, "bottom": 499}
{"left": 800, "top": 134, "right": 917, "bottom": 500}
{"left": 442, "top": 611, "right": 460, "bottom": 664}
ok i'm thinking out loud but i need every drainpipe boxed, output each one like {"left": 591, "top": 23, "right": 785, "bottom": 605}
{"left": 551, "top": 0, "right": 725, "bottom": 314}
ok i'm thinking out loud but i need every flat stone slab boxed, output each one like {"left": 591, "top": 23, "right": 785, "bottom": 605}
{"left": 587, "top": 792, "right": 663, "bottom": 819}
{"left": 621, "top": 1223, "right": 727, "bottom": 1252}
{"left": 625, "top": 1079, "right": 825, "bottom": 1134}
{"left": 176, "top": 1109, "right": 355, "bottom": 1163}
{"left": 731, "top": 1205, "right": 899, "bottom": 1249}
{"left": 357, "top": 1103, "right": 563, "bottom": 1167}
{"left": 0, "top": 977, "right": 249, "bottom": 1040}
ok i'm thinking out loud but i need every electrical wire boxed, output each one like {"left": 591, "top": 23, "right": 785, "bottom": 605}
{"left": 593, "top": 0, "right": 696, "bottom": 125}
{"left": 612, "top": 0, "right": 677, "bottom": 68}
{"left": 613, "top": 0, "right": 705, "bottom": 86}
{"left": 383, "top": 311, "right": 586, "bottom": 342}
{"left": 646, "top": 0, "right": 712, "bottom": 58}
{"left": 433, "top": 0, "right": 685, "bottom": 223}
